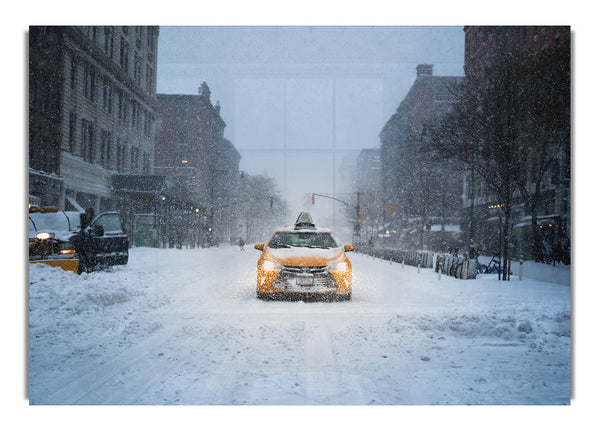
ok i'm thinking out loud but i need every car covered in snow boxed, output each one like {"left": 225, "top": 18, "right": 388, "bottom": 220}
{"left": 28, "top": 207, "right": 81, "bottom": 273}
{"left": 29, "top": 206, "right": 129, "bottom": 273}
{"left": 253, "top": 212, "right": 354, "bottom": 301}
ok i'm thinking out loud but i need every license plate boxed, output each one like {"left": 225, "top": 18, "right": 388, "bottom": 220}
{"left": 296, "top": 275, "right": 314, "bottom": 286}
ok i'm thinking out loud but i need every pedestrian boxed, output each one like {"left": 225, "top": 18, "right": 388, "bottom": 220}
{"left": 77, "top": 207, "right": 95, "bottom": 273}
{"left": 239, "top": 237, "right": 245, "bottom": 251}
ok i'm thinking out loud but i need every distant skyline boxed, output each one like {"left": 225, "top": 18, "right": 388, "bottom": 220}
{"left": 156, "top": 26, "right": 465, "bottom": 236}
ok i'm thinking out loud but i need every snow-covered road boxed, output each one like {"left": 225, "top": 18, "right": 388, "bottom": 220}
{"left": 28, "top": 246, "right": 571, "bottom": 405}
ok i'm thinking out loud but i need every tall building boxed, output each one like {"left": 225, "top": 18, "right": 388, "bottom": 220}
{"left": 379, "top": 64, "right": 463, "bottom": 249}
{"left": 154, "top": 83, "right": 242, "bottom": 245}
{"left": 29, "top": 26, "right": 159, "bottom": 213}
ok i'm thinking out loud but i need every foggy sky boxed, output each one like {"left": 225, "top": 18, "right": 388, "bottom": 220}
{"left": 156, "top": 26, "right": 465, "bottom": 234}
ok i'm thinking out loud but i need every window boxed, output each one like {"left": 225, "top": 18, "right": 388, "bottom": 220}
{"left": 144, "top": 111, "right": 152, "bottom": 137}
{"left": 123, "top": 96, "right": 128, "bottom": 123}
{"left": 70, "top": 55, "right": 78, "bottom": 89}
{"left": 92, "top": 213, "right": 123, "bottom": 233}
{"left": 268, "top": 232, "right": 340, "bottom": 249}
{"left": 68, "top": 111, "right": 77, "bottom": 153}
{"left": 134, "top": 54, "right": 141, "bottom": 85}
{"left": 143, "top": 152, "right": 150, "bottom": 174}
{"left": 83, "top": 63, "right": 96, "bottom": 101}
{"left": 131, "top": 101, "right": 137, "bottom": 128}
{"left": 100, "top": 130, "right": 112, "bottom": 168}
{"left": 116, "top": 139, "right": 126, "bottom": 173}
{"left": 131, "top": 101, "right": 142, "bottom": 131}
{"left": 146, "top": 27, "right": 155, "bottom": 54}
{"left": 29, "top": 68, "right": 36, "bottom": 107}
{"left": 81, "top": 119, "right": 95, "bottom": 163}
{"left": 119, "top": 38, "right": 129, "bottom": 71}
{"left": 145, "top": 65, "right": 153, "bottom": 94}
{"left": 103, "top": 27, "right": 114, "bottom": 58}
{"left": 117, "top": 89, "right": 126, "bottom": 121}
{"left": 130, "top": 147, "right": 139, "bottom": 172}
{"left": 102, "top": 78, "right": 113, "bottom": 113}
{"left": 135, "top": 26, "right": 143, "bottom": 49}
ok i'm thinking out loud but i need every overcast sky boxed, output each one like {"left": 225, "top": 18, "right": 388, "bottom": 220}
{"left": 156, "top": 26, "right": 465, "bottom": 234}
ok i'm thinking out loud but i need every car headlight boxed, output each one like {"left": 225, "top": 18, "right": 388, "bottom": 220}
{"left": 328, "top": 260, "right": 348, "bottom": 272}
{"left": 36, "top": 232, "right": 54, "bottom": 240}
{"left": 261, "top": 259, "right": 282, "bottom": 271}
{"left": 59, "top": 242, "right": 76, "bottom": 255}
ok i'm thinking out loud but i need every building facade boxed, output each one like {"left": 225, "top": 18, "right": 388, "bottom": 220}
{"left": 29, "top": 26, "right": 159, "bottom": 214}
{"left": 154, "top": 83, "right": 242, "bottom": 245}
{"left": 378, "top": 64, "right": 464, "bottom": 250}
{"left": 354, "top": 148, "right": 382, "bottom": 243}
{"left": 462, "top": 26, "right": 570, "bottom": 260}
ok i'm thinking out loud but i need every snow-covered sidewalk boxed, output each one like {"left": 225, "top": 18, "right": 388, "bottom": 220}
{"left": 28, "top": 246, "right": 571, "bottom": 405}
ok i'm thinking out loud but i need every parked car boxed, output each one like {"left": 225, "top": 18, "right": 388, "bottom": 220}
{"left": 29, "top": 206, "right": 129, "bottom": 274}
{"left": 28, "top": 207, "right": 80, "bottom": 273}
{"left": 78, "top": 210, "right": 129, "bottom": 273}
{"left": 253, "top": 212, "right": 354, "bottom": 301}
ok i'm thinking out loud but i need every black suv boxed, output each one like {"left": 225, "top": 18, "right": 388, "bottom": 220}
{"left": 29, "top": 207, "right": 129, "bottom": 274}
{"left": 76, "top": 211, "right": 129, "bottom": 273}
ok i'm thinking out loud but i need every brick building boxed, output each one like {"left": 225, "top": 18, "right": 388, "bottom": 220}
{"left": 29, "top": 26, "right": 159, "bottom": 214}
{"left": 154, "top": 83, "right": 242, "bottom": 245}
{"left": 378, "top": 64, "right": 464, "bottom": 250}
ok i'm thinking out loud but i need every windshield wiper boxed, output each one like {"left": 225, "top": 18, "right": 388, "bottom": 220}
{"left": 270, "top": 244, "right": 291, "bottom": 249}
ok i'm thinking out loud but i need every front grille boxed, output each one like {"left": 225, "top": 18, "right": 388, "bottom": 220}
{"left": 281, "top": 265, "right": 328, "bottom": 274}
{"left": 273, "top": 265, "right": 337, "bottom": 292}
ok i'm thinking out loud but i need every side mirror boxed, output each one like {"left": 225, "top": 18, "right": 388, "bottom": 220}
{"left": 344, "top": 244, "right": 355, "bottom": 252}
{"left": 92, "top": 225, "right": 105, "bottom": 237}
{"left": 254, "top": 243, "right": 265, "bottom": 251}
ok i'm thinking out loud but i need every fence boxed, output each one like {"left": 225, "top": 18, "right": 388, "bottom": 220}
{"left": 357, "top": 246, "right": 477, "bottom": 280}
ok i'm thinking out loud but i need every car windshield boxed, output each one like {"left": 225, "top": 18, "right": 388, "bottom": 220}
{"left": 268, "top": 231, "right": 340, "bottom": 249}
{"left": 29, "top": 211, "right": 81, "bottom": 235}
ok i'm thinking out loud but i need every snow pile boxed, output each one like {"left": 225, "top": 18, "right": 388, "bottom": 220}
{"left": 29, "top": 261, "right": 173, "bottom": 391}
{"left": 29, "top": 263, "right": 151, "bottom": 316}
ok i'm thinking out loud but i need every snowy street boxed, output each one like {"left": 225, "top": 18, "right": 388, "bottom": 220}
{"left": 28, "top": 246, "right": 571, "bottom": 405}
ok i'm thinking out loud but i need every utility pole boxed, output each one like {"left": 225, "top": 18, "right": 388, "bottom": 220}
{"left": 311, "top": 192, "right": 361, "bottom": 246}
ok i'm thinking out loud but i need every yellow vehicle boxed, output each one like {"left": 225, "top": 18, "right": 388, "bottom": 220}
{"left": 254, "top": 212, "right": 354, "bottom": 301}
{"left": 28, "top": 206, "right": 80, "bottom": 272}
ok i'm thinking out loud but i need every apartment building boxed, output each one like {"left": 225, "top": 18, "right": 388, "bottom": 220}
{"left": 29, "top": 26, "right": 159, "bottom": 213}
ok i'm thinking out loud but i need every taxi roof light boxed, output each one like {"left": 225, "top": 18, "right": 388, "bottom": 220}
{"left": 294, "top": 212, "right": 316, "bottom": 230}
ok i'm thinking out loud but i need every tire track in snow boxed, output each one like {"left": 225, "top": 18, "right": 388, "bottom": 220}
{"left": 300, "top": 319, "right": 381, "bottom": 404}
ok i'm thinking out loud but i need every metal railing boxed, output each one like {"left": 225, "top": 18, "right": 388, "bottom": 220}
{"left": 357, "top": 246, "right": 477, "bottom": 280}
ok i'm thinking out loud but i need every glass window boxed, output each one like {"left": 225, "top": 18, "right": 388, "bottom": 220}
{"left": 92, "top": 213, "right": 123, "bottom": 233}
{"left": 120, "top": 38, "right": 129, "bottom": 70}
{"left": 268, "top": 232, "right": 340, "bottom": 249}
{"left": 104, "top": 27, "right": 114, "bottom": 58}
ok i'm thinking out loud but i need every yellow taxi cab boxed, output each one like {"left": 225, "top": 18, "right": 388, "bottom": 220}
{"left": 254, "top": 212, "right": 354, "bottom": 301}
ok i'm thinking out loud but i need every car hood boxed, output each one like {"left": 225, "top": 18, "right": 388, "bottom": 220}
{"left": 264, "top": 247, "right": 345, "bottom": 267}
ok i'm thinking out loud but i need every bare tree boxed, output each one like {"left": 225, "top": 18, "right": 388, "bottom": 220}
{"left": 512, "top": 45, "right": 570, "bottom": 262}
{"left": 427, "top": 41, "right": 570, "bottom": 278}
